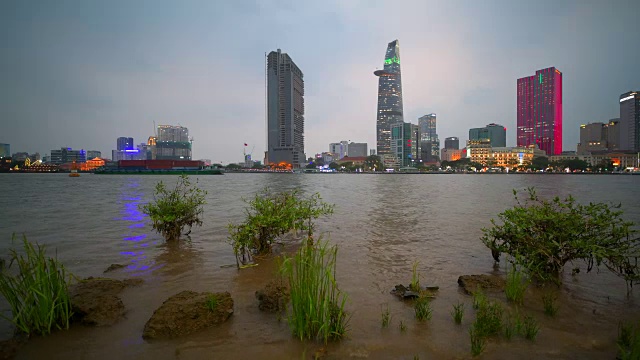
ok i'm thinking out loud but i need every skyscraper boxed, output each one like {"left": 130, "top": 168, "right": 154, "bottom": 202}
{"left": 117, "top": 137, "right": 134, "bottom": 151}
{"left": 419, "top": 114, "right": 439, "bottom": 160}
{"left": 469, "top": 123, "right": 506, "bottom": 147}
{"left": 391, "top": 122, "right": 419, "bottom": 167}
{"left": 266, "top": 49, "right": 305, "bottom": 168}
{"left": 619, "top": 91, "right": 640, "bottom": 151}
{"left": 156, "top": 125, "right": 191, "bottom": 160}
{"left": 517, "top": 67, "right": 563, "bottom": 155}
{"left": 374, "top": 40, "right": 404, "bottom": 156}
{"left": 444, "top": 137, "right": 459, "bottom": 150}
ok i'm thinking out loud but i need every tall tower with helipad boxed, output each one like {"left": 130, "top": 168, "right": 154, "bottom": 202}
{"left": 375, "top": 40, "right": 404, "bottom": 156}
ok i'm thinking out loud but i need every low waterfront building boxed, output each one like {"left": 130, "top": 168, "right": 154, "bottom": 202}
{"left": 467, "top": 139, "right": 491, "bottom": 165}
{"left": 440, "top": 148, "right": 463, "bottom": 162}
{"left": 50, "top": 147, "right": 87, "bottom": 165}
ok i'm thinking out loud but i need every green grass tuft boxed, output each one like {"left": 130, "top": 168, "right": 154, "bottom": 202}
{"left": 618, "top": 322, "right": 640, "bottom": 360}
{"left": 281, "top": 239, "right": 349, "bottom": 343}
{"left": 469, "top": 327, "right": 486, "bottom": 357}
{"left": 505, "top": 263, "right": 528, "bottom": 304}
{"left": 205, "top": 295, "right": 219, "bottom": 312}
{"left": 0, "top": 235, "right": 72, "bottom": 336}
{"left": 473, "top": 300, "right": 503, "bottom": 337}
{"left": 381, "top": 304, "right": 391, "bottom": 328}
{"left": 451, "top": 301, "right": 464, "bottom": 324}
{"left": 399, "top": 320, "right": 407, "bottom": 332}
{"left": 410, "top": 261, "right": 421, "bottom": 292}
{"left": 414, "top": 295, "right": 432, "bottom": 321}
{"left": 542, "top": 292, "right": 559, "bottom": 317}
{"left": 472, "top": 289, "right": 487, "bottom": 310}
{"left": 523, "top": 314, "right": 539, "bottom": 340}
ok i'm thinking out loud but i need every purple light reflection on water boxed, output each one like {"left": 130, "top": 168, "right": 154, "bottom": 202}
{"left": 117, "top": 180, "right": 158, "bottom": 276}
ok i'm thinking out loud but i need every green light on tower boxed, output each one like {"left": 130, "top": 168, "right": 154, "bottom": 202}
{"left": 539, "top": 73, "right": 543, "bottom": 84}
{"left": 384, "top": 55, "right": 400, "bottom": 65}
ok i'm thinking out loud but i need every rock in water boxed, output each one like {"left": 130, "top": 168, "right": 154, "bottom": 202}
{"left": 143, "top": 291, "right": 234, "bottom": 339}
{"left": 70, "top": 277, "right": 143, "bottom": 326}
{"left": 457, "top": 275, "right": 505, "bottom": 295}
{"left": 256, "top": 279, "right": 289, "bottom": 312}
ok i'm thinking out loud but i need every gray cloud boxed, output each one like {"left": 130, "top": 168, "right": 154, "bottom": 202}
{"left": 1, "top": 0, "right": 639, "bottom": 162}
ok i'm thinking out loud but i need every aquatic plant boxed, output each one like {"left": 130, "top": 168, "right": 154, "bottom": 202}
{"left": 505, "top": 262, "right": 528, "bottom": 304}
{"left": 140, "top": 174, "right": 206, "bottom": 242}
{"left": 205, "top": 295, "right": 219, "bottom": 312}
{"left": 414, "top": 295, "right": 432, "bottom": 321}
{"left": 473, "top": 300, "right": 503, "bottom": 337}
{"left": 617, "top": 322, "right": 640, "bottom": 359}
{"left": 281, "top": 239, "right": 348, "bottom": 343}
{"left": 503, "top": 314, "right": 515, "bottom": 340}
{"left": 451, "top": 301, "right": 464, "bottom": 324}
{"left": 472, "top": 290, "right": 487, "bottom": 310}
{"left": 381, "top": 304, "right": 391, "bottom": 328}
{"left": 410, "top": 261, "right": 421, "bottom": 292}
{"left": 399, "top": 320, "right": 407, "bottom": 332}
{"left": 542, "top": 292, "right": 559, "bottom": 317}
{"left": 0, "top": 235, "right": 72, "bottom": 336}
{"left": 229, "top": 189, "right": 334, "bottom": 267}
{"left": 522, "top": 314, "right": 539, "bottom": 340}
{"left": 469, "top": 327, "right": 486, "bottom": 357}
{"left": 482, "top": 187, "right": 640, "bottom": 289}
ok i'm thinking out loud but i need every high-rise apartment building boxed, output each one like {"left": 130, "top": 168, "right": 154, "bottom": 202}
{"left": 329, "top": 141, "right": 348, "bottom": 160}
{"left": 577, "top": 122, "right": 622, "bottom": 155}
{"left": 607, "top": 119, "right": 620, "bottom": 151}
{"left": 0, "top": 144, "right": 9, "bottom": 157}
{"left": 418, "top": 114, "right": 439, "bottom": 160}
{"left": 375, "top": 40, "right": 404, "bottom": 156}
{"left": 117, "top": 137, "right": 134, "bottom": 151}
{"left": 444, "top": 137, "right": 459, "bottom": 150}
{"left": 156, "top": 125, "right": 191, "bottom": 160}
{"left": 517, "top": 67, "right": 563, "bottom": 155}
{"left": 619, "top": 91, "right": 640, "bottom": 151}
{"left": 266, "top": 49, "right": 305, "bottom": 168}
{"left": 391, "top": 122, "right": 419, "bottom": 167}
{"left": 469, "top": 123, "right": 506, "bottom": 147}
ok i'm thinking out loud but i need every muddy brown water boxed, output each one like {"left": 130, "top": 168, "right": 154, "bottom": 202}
{"left": 0, "top": 173, "right": 639, "bottom": 359}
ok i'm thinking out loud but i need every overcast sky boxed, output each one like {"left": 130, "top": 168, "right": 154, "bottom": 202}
{"left": 2, "top": 0, "right": 639, "bottom": 163}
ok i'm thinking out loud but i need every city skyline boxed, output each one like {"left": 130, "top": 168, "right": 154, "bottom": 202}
{"left": 1, "top": 1, "right": 639, "bottom": 163}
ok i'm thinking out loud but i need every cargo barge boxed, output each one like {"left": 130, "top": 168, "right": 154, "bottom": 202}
{"left": 94, "top": 160, "right": 224, "bottom": 175}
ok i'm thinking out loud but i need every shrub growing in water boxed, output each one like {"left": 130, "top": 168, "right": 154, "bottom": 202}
{"left": 228, "top": 189, "right": 333, "bottom": 266}
{"left": 482, "top": 187, "right": 640, "bottom": 288}
{"left": 140, "top": 175, "right": 206, "bottom": 242}
{"left": 0, "top": 235, "right": 72, "bottom": 336}
{"left": 280, "top": 239, "right": 348, "bottom": 343}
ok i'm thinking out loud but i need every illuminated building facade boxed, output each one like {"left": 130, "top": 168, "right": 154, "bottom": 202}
{"left": 440, "top": 148, "right": 463, "bottom": 162}
{"left": 266, "top": 49, "right": 305, "bottom": 169}
{"left": 619, "top": 91, "right": 640, "bottom": 151}
{"left": 117, "top": 137, "right": 134, "bottom": 151}
{"left": 375, "top": 40, "right": 404, "bottom": 156}
{"left": 50, "top": 147, "right": 87, "bottom": 165}
{"left": 467, "top": 140, "right": 491, "bottom": 165}
{"left": 517, "top": 67, "right": 563, "bottom": 155}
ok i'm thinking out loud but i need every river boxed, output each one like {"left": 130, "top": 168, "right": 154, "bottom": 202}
{"left": 0, "top": 173, "right": 639, "bottom": 359}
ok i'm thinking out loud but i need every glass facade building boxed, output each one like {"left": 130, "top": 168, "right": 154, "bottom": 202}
{"left": 619, "top": 91, "right": 640, "bottom": 151}
{"left": 517, "top": 67, "right": 563, "bottom": 155}
{"left": 375, "top": 40, "right": 404, "bottom": 156}
{"left": 266, "top": 49, "right": 305, "bottom": 168}
{"left": 391, "top": 122, "right": 419, "bottom": 167}
{"left": 469, "top": 123, "right": 506, "bottom": 147}
{"left": 155, "top": 125, "right": 191, "bottom": 160}
{"left": 419, "top": 114, "right": 439, "bottom": 160}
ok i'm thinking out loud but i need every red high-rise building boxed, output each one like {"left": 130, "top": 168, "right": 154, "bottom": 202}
{"left": 517, "top": 67, "right": 563, "bottom": 155}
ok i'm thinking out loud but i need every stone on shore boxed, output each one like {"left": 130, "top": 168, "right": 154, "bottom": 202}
{"left": 143, "top": 291, "right": 233, "bottom": 339}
